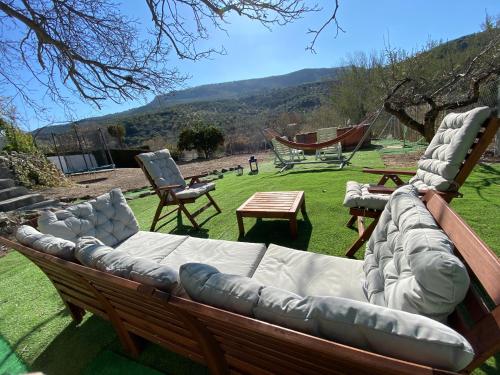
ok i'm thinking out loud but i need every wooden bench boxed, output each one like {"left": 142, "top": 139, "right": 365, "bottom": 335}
{"left": 1, "top": 190, "right": 499, "bottom": 374}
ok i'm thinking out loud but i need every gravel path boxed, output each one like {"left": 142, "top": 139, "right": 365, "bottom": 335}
{"left": 40, "top": 152, "right": 271, "bottom": 201}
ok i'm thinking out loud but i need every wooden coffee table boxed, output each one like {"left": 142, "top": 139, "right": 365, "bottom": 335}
{"left": 236, "top": 191, "right": 306, "bottom": 239}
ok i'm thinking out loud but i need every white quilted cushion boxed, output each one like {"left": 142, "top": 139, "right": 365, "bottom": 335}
{"left": 364, "top": 185, "right": 470, "bottom": 323}
{"left": 409, "top": 106, "right": 491, "bottom": 190}
{"left": 172, "top": 182, "right": 215, "bottom": 200}
{"left": 137, "top": 149, "right": 186, "bottom": 188}
{"left": 343, "top": 181, "right": 391, "bottom": 210}
{"left": 38, "top": 189, "right": 139, "bottom": 246}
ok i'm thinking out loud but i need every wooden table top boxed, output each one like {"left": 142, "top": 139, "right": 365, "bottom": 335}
{"left": 237, "top": 191, "right": 304, "bottom": 213}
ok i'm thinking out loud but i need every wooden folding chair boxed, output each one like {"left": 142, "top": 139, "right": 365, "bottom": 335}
{"left": 344, "top": 107, "right": 499, "bottom": 258}
{"left": 136, "top": 149, "right": 221, "bottom": 231}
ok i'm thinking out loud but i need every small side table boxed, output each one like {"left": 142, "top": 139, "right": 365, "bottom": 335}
{"left": 236, "top": 191, "right": 306, "bottom": 239}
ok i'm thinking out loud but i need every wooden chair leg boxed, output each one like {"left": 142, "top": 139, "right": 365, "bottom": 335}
{"left": 346, "top": 215, "right": 357, "bottom": 228}
{"left": 179, "top": 203, "right": 200, "bottom": 229}
{"left": 206, "top": 192, "right": 221, "bottom": 213}
{"left": 65, "top": 301, "right": 86, "bottom": 324}
{"left": 151, "top": 193, "right": 167, "bottom": 231}
{"left": 345, "top": 217, "right": 379, "bottom": 259}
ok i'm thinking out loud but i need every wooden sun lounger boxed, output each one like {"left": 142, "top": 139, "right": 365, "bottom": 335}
{"left": 1, "top": 190, "right": 499, "bottom": 374}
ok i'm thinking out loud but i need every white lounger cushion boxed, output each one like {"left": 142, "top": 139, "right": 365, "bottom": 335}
{"left": 172, "top": 182, "right": 216, "bottom": 200}
{"left": 38, "top": 189, "right": 139, "bottom": 246}
{"left": 115, "top": 231, "right": 188, "bottom": 262}
{"left": 75, "top": 236, "right": 179, "bottom": 292}
{"left": 180, "top": 263, "right": 474, "bottom": 372}
{"left": 252, "top": 243, "right": 367, "bottom": 301}
{"left": 364, "top": 185, "right": 470, "bottom": 322}
{"left": 161, "top": 236, "right": 267, "bottom": 278}
{"left": 16, "top": 225, "right": 75, "bottom": 260}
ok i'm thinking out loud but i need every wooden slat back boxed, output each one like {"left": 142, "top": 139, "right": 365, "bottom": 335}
{"left": 453, "top": 114, "right": 499, "bottom": 189}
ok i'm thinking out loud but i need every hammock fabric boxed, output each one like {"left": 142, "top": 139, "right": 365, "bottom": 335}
{"left": 263, "top": 115, "right": 374, "bottom": 151}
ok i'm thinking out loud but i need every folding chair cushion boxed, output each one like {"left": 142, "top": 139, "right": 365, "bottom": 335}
{"left": 343, "top": 181, "right": 390, "bottom": 210}
{"left": 180, "top": 262, "right": 474, "bottom": 372}
{"left": 172, "top": 182, "right": 215, "bottom": 200}
{"left": 137, "top": 149, "right": 186, "bottom": 189}
{"left": 409, "top": 106, "right": 491, "bottom": 191}
{"left": 364, "top": 185, "right": 470, "bottom": 323}
{"left": 38, "top": 189, "right": 139, "bottom": 247}
{"left": 252, "top": 243, "right": 367, "bottom": 302}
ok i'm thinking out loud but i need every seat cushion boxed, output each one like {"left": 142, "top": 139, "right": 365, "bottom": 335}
{"left": 115, "top": 231, "right": 188, "bottom": 262}
{"left": 137, "top": 149, "right": 186, "bottom": 189}
{"left": 180, "top": 263, "right": 473, "bottom": 372}
{"left": 161, "top": 237, "right": 267, "bottom": 277}
{"left": 16, "top": 225, "right": 75, "bottom": 261}
{"left": 252, "top": 243, "right": 367, "bottom": 301}
{"left": 38, "top": 189, "right": 139, "bottom": 247}
{"left": 343, "top": 181, "right": 391, "bottom": 210}
{"left": 409, "top": 106, "right": 491, "bottom": 191}
{"left": 364, "top": 185, "right": 470, "bottom": 322}
{"left": 173, "top": 182, "right": 215, "bottom": 200}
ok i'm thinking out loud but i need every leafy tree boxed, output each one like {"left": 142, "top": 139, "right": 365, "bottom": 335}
{"left": 107, "top": 124, "right": 126, "bottom": 148}
{"left": 0, "top": 0, "right": 341, "bottom": 115}
{"left": 0, "top": 118, "right": 37, "bottom": 153}
{"left": 178, "top": 124, "right": 224, "bottom": 159}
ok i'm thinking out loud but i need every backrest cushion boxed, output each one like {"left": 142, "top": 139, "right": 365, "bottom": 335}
{"left": 137, "top": 149, "right": 186, "bottom": 189}
{"left": 38, "top": 189, "right": 139, "bottom": 246}
{"left": 16, "top": 225, "right": 75, "bottom": 260}
{"left": 180, "top": 262, "right": 474, "bottom": 372}
{"left": 364, "top": 185, "right": 470, "bottom": 322}
{"left": 409, "top": 106, "right": 491, "bottom": 191}
{"left": 180, "top": 263, "right": 263, "bottom": 315}
{"left": 75, "top": 236, "right": 114, "bottom": 268}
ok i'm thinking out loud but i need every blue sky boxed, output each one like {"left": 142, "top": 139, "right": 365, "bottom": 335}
{"left": 5, "top": 0, "right": 500, "bottom": 128}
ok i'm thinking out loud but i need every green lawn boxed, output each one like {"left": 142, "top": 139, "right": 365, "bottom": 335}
{"left": 0, "top": 149, "right": 498, "bottom": 374}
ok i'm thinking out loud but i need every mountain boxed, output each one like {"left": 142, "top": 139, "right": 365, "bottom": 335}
{"left": 146, "top": 68, "right": 342, "bottom": 109}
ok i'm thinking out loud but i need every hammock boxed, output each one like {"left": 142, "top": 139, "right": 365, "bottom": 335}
{"left": 263, "top": 112, "right": 378, "bottom": 151}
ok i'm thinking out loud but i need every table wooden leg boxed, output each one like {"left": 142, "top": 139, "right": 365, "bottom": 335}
{"left": 237, "top": 212, "right": 245, "bottom": 237}
{"left": 289, "top": 216, "right": 298, "bottom": 239}
{"left": 300, "top": 197, "right": 306, "bottom": 216}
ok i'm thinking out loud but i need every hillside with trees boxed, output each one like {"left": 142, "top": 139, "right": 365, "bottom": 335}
{"left": 33, "top": 27, "right": 499, "bottom": 153}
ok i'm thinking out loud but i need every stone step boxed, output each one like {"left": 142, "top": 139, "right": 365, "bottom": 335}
{"left": 15, "top": 199, "right": 64, "bottom": 212}
{"left": 0, "top": 186, "right": 29, "bottom": 201}
{"left": 0, "top": 166, "right": 12, "bottom": 179}
{"left": 0, "top": 179, "right": 15, "bottom": 189}
{"left": 0, "top": 193, "right": 45, "bottom": 212}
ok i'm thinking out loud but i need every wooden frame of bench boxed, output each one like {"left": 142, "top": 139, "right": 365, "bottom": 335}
{"left": 345, "top": 113, "right": 500, "bottom": 258}
{"left": 1, "top": 190, "right": 499, "bottom": 374}
{"left": 135, "top": 155, "right": 221, "bottom": 231}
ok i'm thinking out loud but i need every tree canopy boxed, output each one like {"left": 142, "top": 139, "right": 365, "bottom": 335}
{"left": 178, "top": 124, "right": 224, "bottom": 159}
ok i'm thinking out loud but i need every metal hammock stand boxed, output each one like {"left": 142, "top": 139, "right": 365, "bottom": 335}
{"left": 263, "top": 109, "right": 383, "bottom": 172}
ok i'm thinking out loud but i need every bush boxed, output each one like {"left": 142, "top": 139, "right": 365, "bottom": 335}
{"left": 0, "top": 119, "right": 37, "bottom": 153}
{"left": 0, "top": 151, "right": 70, "bottom": 188}
{"left": 177, "top": 124, "right": 224, "bottom": 159}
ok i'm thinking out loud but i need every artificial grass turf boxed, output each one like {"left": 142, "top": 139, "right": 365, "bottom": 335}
{"left": 0, "top": 150, "right": 498, "bottom": 374}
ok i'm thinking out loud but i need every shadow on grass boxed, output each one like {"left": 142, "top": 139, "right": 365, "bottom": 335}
{"left": 30, "top": 316, "right": 117, "bottom": 375}
{"left": 239, "top": 211, "right": 312, "bottom": 250}
{"left": 464, "top": 163, "right": 500, "bottom": 206}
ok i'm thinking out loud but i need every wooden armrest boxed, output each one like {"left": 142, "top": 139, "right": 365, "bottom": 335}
{"left": 362, "top": 168, "right": 416, "bottom": 176}
{"left": 184, "top": 173, "right": 209, "bottom": 180}
{"left": 158, "top": 184, "right": 183, "bottom": 191}
{"left": 367, "top": 186, "right": 396, "bottom": 194}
